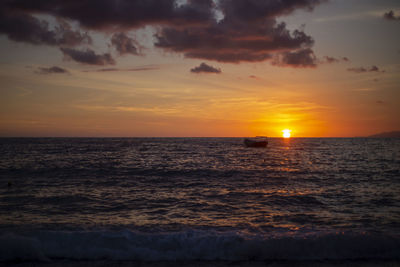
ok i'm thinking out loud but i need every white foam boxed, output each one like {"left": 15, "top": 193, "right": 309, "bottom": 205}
{"left": 0, "top": 230, "right": 399, "bottom": 261}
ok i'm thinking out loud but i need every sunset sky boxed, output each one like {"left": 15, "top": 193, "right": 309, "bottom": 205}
{"left": 0, "top": 0, "right": 399, "bottom": 137}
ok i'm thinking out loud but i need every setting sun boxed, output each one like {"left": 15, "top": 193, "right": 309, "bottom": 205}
{"left": 282, "top": 129, "right": 291, "bottom": 138}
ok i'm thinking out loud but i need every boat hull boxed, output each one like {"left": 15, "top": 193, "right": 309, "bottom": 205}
{"left": 244, "top": 138, "right": 268, "bottom": 148}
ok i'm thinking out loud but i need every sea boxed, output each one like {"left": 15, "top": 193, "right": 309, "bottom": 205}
{"left": 0, "top": 138, "right": 399, "bottom": 265}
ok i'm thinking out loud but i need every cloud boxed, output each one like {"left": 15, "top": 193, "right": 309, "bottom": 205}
{"left": 324, "top": 56, "right": 339, "bottom": 64}
{"left": 190, "top": 63, "right": 221, "bottom": 74}
{"left": 383, "top": 10, "right": 400, "bottom": 21}
{"left": 347, "top": 65, "right": 384, "bottom": 73}
{"left": 156, "top": 22, "right": 315, "bottom": 64}
{"left": 36, "top": 66, "right": 69, "bottom": 74}
{"left": 83, "top": 65, "right": 159, "bottom": 72}
{"left": 2, "top": 0, "right": 215, "bottom": 29}
{"left": 60, "top": 48, "right": 115, "bottom": 65}
{"left": 0, "top": 10, "right": 91, "bottom": 46}
{"left": 353, "top": 87, "right": 375, "bottom": 92}
{"left": 218, "top": 0, "right": 325, "bottom": 22}
{"left": 369, "top": 65, "right": 381, "bottom": 72}
{"left": 111, "top": 33, "right": 139, "bottom": 55}
{"left": 2, "top": 0, "right": 326, "bottom": 68}
{"left": 323, "top": 56, "right": 350, "bottom": 64}
{"left": 273, "top": 48, "right": 317, "bottom": 68}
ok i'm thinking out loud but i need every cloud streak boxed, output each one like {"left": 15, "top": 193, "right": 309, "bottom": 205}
{"left": 249, "top": 75, "right": 261, "bottom": 80}
{"left": 60, "top": 48, "right": 115, "bottom": 65}
{"left": 323, "top": 56, "right": 349, "bottom": 64}
{"left": 83, "top": 65, "right": 160, "bottom": 72}
{"left": 347, "top": 65, "right": 384, "bottom": 73}
{"left": 36, "top": 66, "right": 69, "bottom": 74}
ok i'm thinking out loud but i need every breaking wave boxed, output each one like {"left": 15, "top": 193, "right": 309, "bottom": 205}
{"left": 1, "top": 230, "right": 399, "bottom": 261}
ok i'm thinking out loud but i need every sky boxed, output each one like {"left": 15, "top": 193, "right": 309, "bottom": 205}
{"left": 0, "top": 0, "right": 399, "bottom": 137}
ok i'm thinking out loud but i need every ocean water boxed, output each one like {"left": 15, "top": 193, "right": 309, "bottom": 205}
{"left": 0, "top": 137, "right": 399, "bottom": 262}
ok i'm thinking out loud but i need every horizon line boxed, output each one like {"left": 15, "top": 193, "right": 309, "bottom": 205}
{"left": 0, "top": 136, "right": 395, "bottom": 138}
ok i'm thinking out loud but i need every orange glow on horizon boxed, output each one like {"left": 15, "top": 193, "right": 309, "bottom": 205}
{"left": 282, "top": 129, "right": 291, "bottom": 138}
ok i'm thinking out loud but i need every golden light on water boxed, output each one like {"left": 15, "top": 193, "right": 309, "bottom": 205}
{"left": 282, "top": 129, "right": 291, "bottom": 138}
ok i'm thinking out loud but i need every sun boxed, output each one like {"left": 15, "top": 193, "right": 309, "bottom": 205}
{"left": 282, "top": 129, "right": 291, "bottom": 138}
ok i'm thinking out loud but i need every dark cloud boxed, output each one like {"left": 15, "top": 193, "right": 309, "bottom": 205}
{"left": 249, "top": 75, "right": 260, "bottom": 79}
{"left": 0, "top": 10, "right": 91, "bottom": 46}
{"left": 190, "top": 62, "right": 221, "bottom": 74}
{"left": 83, "top": 65, "right": 159, "bottom": 72}
{"left": 36, "top": 66, "right": 69, "bottom": 74}
{"left": 1, "top": 0, "right": 326, "bottom": 68}
{"left": 348, "top": 67, "right": 368, "bottom": 73}
{"left": 273, "top": 48, "right": 317, "bottom": 68}
{"left": 2, "top": 0, "right": 215, "bottom": 30}
{"left": 111, "top": 33, "right": 139, "bottom": 55}
{"left": 218, "top": 0, "right": 325, "bottom": 22}
{"left": 383, "top": 10, "right": 400, "bottom": 21}
{"left": 324, "top": 56, "right": 339, "bottom": 64}
{"left": 347, "top": 65, "right": 384, "bottom": 73}
{"left": 323, "top": 56, "right": 349, "bottom": 64}
{"left": 156, "top": 22, "right": 314, "bottom": 64}
{"left": 154, "top": 0, "right": 322, "bottom": 66}
{"left": 60, "top": 48, "right": 115, "bottom": 65}
{"left": 369, "top": 65, "right": 380, "bottom": 72}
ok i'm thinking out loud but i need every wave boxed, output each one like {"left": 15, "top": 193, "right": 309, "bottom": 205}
{"left": 0, "top": 230, "right": 399, "bottom": 261}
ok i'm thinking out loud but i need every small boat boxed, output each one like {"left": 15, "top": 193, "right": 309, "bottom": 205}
{"left": 244, "top": 137, "right": 268, "bottom": 148}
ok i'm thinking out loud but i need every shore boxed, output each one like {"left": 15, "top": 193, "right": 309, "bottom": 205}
{"left": 1, "top": 260, "right": 400, "bottom": 267}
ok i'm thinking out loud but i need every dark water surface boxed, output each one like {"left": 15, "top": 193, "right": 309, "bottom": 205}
{"left": 0, "top": 138, "right": 399, "bottom": 261}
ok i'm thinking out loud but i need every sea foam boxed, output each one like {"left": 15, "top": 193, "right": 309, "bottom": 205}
{"left": 0, "top": 230, "right": 399, "bottom": 261}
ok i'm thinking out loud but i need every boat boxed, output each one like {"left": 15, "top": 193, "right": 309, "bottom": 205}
{"left": 244, "top": 137, "right": 268, "bottom": 148}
